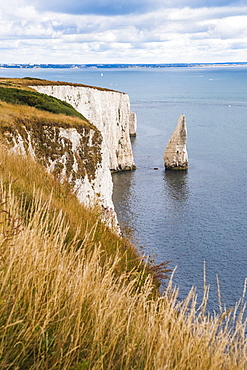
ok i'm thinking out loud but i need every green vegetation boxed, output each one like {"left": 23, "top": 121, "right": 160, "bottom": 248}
{"left": 0, "top": 80, "right": 246, "bottom": 369}
{"left": 0, "top": 85, "right": 87, "bottom": 120}
{"left": 0, "top": 147, "right": 246, "bottom": 369}
{"left": 0, "top": 80, "right": 101, "bottom": 183}
{"left": 0, "top": 101, "right": 102, "bottom": 182}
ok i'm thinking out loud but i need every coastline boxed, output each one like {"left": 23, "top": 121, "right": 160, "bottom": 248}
{"left": 1, "top": 62, "right": 247, "bottom": 70}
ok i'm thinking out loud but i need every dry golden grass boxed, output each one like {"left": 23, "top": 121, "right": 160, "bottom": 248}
{"left": 0, "top": 101, "right": 91, "bottom": 130}
{"left": 0, "top": 144, "right": 246, "bottom": 369}
{"left": 0, "top": 143, "right": 144, "bottom": 277}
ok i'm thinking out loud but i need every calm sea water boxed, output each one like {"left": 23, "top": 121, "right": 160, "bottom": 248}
{"left": 1, "top": 66, "right": 247, "bottom": 311}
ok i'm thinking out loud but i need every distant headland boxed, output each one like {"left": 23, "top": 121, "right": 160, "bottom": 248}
{"left": 1, "top": 62, "right": 247, "bottom": 69}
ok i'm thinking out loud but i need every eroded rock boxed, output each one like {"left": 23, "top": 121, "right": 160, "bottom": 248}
{"left": 164, "top": 114, "right": 188, "bottom": 170}
{"left": 31, "top": 84, "right": 136, "bottom": 172}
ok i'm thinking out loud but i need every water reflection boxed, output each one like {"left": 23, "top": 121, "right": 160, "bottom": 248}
{"left": 130, "top": 135, "right": 137, "bottom": 148}
{"left": 163, "top": 170, "right": 189, "bottom": 204}
{"left": 112, "top": 171, "right": 136, "bottom": 239}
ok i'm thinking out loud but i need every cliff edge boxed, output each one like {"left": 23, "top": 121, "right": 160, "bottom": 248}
{"left": 0, "top": 78, "right": 137, "bottom": 231}
{"left": 31, "top": 83, "right": 137, "bottom": 172}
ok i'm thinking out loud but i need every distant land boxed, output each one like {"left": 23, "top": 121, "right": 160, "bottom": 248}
{"left": 0, "top": 62, "right": 247, "bottom": 69}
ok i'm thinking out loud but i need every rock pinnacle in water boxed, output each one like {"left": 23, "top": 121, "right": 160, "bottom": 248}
{"left": 164, "top": 114, "right": 188, "bottom": 170}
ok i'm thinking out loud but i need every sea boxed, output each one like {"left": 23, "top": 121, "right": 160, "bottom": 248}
{"left": 1, "top": 65, "right": 247, "bottom": 312}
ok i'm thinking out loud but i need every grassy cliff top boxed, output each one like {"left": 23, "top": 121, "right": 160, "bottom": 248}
{"left": 0, "top": 76, "right": 125, "bottom": 93}
{"left": 0, "top": 100, "right": 93, "bottom": 133}
{"left": 0, "top": 79, "right": 102, "bottom": 134}
{"left": 0, "top": 83, "right": 91, "bottom": 122}
{"left": 0, "top": 81, "right": 103, "bottom": 186}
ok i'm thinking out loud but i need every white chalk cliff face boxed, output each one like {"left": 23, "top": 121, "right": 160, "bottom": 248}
{"left": 164, "top": 114, "right": 188, "bottom": 170}
{"left": 23, "top": 83, "right": 137, "bottom": 231}
{"left": 32, "top": 85, "right": 136, "bottom": 171}
{"left": 6, "top": 120, "right": 118, "bottom": 230}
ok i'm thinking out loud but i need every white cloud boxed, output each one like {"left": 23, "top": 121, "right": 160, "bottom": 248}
{"left": 207, "top": 15, "right": 247, "bottom": 39}
{"left": 0, "top": 1, "right": 247, "bottom": 63}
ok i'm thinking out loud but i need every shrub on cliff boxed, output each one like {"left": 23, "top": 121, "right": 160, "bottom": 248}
{"left": 0, "top": 85, "right": 87, "bottom": 120}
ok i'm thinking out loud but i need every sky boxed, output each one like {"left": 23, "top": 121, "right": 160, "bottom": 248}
{"left": 0, "top": 0, "right": 247, "bottom": 64}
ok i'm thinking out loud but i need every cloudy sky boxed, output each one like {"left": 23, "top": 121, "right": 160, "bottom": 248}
{"left": 0, "top": 0, "right": 247, "bottom": 64}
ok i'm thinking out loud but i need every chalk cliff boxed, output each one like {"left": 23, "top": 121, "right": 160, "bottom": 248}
{"left": 31, "top": 84, "right": 137, "bottom": 172}
{"left": 0, "top": 79, "right": 137, "bottom": 231}
{"left": 5, "top": 120, "right": 113, "bottom": 208}
{"left": 164, "top": 114, "right": 188, "bottom": 170}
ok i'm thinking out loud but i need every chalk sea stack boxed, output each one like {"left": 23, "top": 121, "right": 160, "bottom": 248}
{"left": 164, "top": 114, "right": 188, "bottom": 170}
